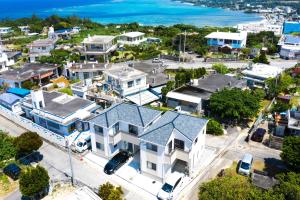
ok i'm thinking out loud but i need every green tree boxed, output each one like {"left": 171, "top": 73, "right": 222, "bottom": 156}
{"left": 19, "top": 165, "right": 49, "bottom": 198}
{"left": 280, "top": 136, "right": 300, "bottom": 172}
{"left": 14, "top": 131, "right": 43, "bottom": 155}
{"left": 209, "top": 88, "right": 260, "bottom": 123}
{"left": 253, "top": 51, "right": 269, "bottom": 64}
{"left": 274, "top": 172, "right": 300, "bottom": 200}
{"left": 0, "top": 131, "right": 16, "bottom": 161}
{"left": 206, "top": 119, "right": 224, "bottom": 136}
{"left": 252, "top": 88, "right": 266, "bottom": 100}
{"left": 21, "top": 80, "right": 37, "bottom": 90}
{"left": 98, "top": 182, "right": 124, "bottom": 200}
{"left": 212, "top": 63, "right": 229, "bottom": 74}
{"left": 271, "top": 101, "right": 291, "bottom": 113}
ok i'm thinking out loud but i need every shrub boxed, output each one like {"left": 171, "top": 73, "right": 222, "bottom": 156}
{"left": 206, "top": 119, "right": 224, "bottom": 136}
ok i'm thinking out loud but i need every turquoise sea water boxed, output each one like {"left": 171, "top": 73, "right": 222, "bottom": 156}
{"left": 0, "top": 0, "right": 262, "bottom": 26}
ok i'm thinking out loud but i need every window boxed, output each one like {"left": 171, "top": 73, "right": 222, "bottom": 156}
{"left": 136, "top": 78, "right": 141, "bottom": 85}
{"left": 127, "top": 81, "right": 134, "bottom": 88}
{"left": 174, "top": 139, "right": 184, "bottom": 150}
{"left": 96, "top": 142, "right": 104, "bottom": 150}
{"left": 146, "top": 143, "right": 157, "bottom": 152}
{"left": 83, "top": 72, "right": 90, "bottom": 79}
{"left": 174, "top": 178, "right": 182, "bottom": 189}
{"left": 113, "top": 123, "right": 119, "bottom": 135}
{"left": 129, "top": 124, "right": 138, "bottom": 135}
{"left": 94, "top": 125, "right": 103, "bottom": 136}
{"left": 194, "top": 137, "right": 198, "bottom": 144}
{"left": 47, "top": 121, "right": 60, "bottom": 130}
{"left": 147, "top": 161, "right": 156, "bottom": 171}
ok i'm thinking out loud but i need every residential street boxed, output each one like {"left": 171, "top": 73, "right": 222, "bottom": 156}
{"left": 0, "top": 114, "right": 155, "bottom": 200}
{"left": 0, "top": 115, "right": 281, "bottom": 200}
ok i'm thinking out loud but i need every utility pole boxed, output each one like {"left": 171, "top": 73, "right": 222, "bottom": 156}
{"left": 179, "top": 34, "right": 181, "bottom": 62}
{"left": 66, "top": 138, "right": 74, "bottom": 186}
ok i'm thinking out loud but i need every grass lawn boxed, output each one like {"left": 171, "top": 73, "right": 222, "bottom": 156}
{"left": 0, "top": 173, "right": 18, "bottom": 197}
{"left": 58, "top": 87, "right": 73, "bottom": 96}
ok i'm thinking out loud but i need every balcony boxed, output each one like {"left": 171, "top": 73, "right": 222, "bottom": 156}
{"left": 108, "top": 131, "right": 139, "bottom": 146}
{"left": 165, "top": 148, "right": 189, "bottom": 164}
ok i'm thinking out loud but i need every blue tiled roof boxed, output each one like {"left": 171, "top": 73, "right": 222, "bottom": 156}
{"left": 285, "top": 35, "right": 300, "bottom": 44}
{"left": 89, "top": 103, "right": 162, "bottom": 130}
{"left": 7, "top": 88, "right": 30, "bottom": 97}
{"left": 0, "top": 93, "right": 22, "bottom": 105}
{"left": 140, "top": 111, "right": 208, "bottom": 149}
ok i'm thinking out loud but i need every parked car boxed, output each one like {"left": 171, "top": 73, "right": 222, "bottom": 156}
{"left": 238, "top": 153, "right": 253, "bottom": 176}
{"left": 251, "top": 128, "right": 266, "bottom": 142}
{"left": 18, "top": 151, "right": 43, "bottom": 165}
{"left": 152, "top": 58, "right": 162, "bottom": 63}
{"left": 157, "top": 172, "right": 184, "bottom": 200}
{"left": 3, "top": 163, "right": 21, "bottom": 180}
{"left": 104, "top": 151, "right": 130, "bottom": 175}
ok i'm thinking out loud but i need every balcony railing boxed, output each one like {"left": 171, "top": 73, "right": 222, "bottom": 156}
{"left": 165, "top": 148, "right": 189, "bottom": 164}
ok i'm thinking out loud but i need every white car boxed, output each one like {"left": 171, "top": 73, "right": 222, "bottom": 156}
{"left": 157, "top": 172, "right": 184, "bottom": 200}
{"left": 238, "top": 153, "right": 253, "bottom": 176}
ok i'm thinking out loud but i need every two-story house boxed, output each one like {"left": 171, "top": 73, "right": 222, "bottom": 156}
{"left": 27, "top": 39, "right": 56, "bottom": 63}
{"left": 0, "top": 27, "right": 13, "bottom": 35}
{"left": 88, "top": 103, "right": 162, "bottom": 158}
{"left": 139, "top": 111, "right": 208, "bottom": 181}
{"left": 21, "top": 90, "right": 98, "bottom": 137}
{"left": 103, "top": 66, "right": 148, "bottom": 97}
{"left": 205, "top": 31, "right": 247, "bottom": 52}
{"left": 118, "top": 32, "right": 146, "bottom": 46}
{"left": 88, "top": 102, "right": 209, "bottom": 181}
{"left": 81, "top": 35, "right": 117, "bottom": 63}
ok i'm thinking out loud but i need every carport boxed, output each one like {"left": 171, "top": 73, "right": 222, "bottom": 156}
{"left": 171, "top": 159, "right": 189, "bottom": 176}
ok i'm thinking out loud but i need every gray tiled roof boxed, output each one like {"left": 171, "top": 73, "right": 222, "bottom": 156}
{"left": 140, "top": 111, "right": 208, "bottom": 149}
{"left": 88, "top": 103, "right": 162, "bottom": 130}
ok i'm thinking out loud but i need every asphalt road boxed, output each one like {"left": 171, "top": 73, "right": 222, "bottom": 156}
{"left": 0, "top": 115, "right": 154, "bottom": 200}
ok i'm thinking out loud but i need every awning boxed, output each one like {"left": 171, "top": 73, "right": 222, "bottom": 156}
{"left": 126, "top": 90, "right": 159, "bottom": 106}
{"left": 7, "top": 88, "right": 30, "bottom": 97}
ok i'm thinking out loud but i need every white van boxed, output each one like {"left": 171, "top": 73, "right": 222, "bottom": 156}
{"left": 238, "top": 153, "right": 253, "bottom": 176}
{"left": 157, "top": 172, "right": 184, "bottom": 200}
{"left": 71, "top": 132, "right": 91, "bottom": 153}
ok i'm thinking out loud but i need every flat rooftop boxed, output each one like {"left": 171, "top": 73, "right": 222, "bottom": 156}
{"left": 104, "top": 66, "right": 146, "bottom": 81}
{"left": 0, "top": 63, "right": 58, "bottom": 82}
{"left": 27, "top": 91, "right": 94, "bottom": 118}
{"left": 205, "top": 31, "right": 247, "bottom": 40}
{"left": 193, "top": 73, "right": 247, "bottom": 93}
{"left": 27, "top": 39, "right": 55, "bottom": 47}
{"left": 121, "top": 32, "right": 145, "bottom": 38}
{"left": 242, "top": 64, "right": 284, "bottom": 80}
{"left": 128, "top": 62, "right": 171, "bottom": 87}
{"left": 82, "top": 35, "right": 116, "bottom": 44}
{"left": 284, "top": 35, "right": 300, "bottom": 45}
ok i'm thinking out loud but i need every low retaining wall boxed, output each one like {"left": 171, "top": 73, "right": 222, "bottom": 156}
{"left": 0, "top": 105, "right": 66, "bottom": 147}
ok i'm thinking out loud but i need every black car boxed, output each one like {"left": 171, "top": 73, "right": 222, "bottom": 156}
{"left": 3, "top": 163, "right": 21, "bottom": 180}
{"left": 104, "top": 151, "right": 130, "bottom": 175}
{"left": 251, "top": 128, "right": 266, "bottom": 142}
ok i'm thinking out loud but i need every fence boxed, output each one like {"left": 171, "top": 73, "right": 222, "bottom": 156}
{"left": 0, "top": 105, "right": 66, "bottom": 147}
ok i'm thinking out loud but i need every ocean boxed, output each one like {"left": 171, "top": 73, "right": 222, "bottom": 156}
{"left": 0, "top": 0, "right": 262, "bottom": 27}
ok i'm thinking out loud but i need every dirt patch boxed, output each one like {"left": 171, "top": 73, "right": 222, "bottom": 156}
{"left": 43, "top": 183, "right": 76, "bottom": 200}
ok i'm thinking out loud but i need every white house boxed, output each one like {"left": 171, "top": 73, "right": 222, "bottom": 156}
{"left": 103, "top": 66, "right": 148, "bottom": 97}
{"left": 118, "top": 32, "right": 146, "bottom": 46}
{"left": 88, "top": 102, "right": 208, "bottom": 181}
{"left": 21, "top": 90, "right": 98, "bottom": 137}
{"left": 81, "top": 35, "right": 117, "bottom": 63}
{"left": 18, "top": 26, "right": 30, "bottom": 33}
{"left": 0, "top": 27, "right": 13, "bottom": 35}
{"left": 27, "top": 27, "right": 57, "bottom": 62}
{"left": 242, "top": 63, "right": 285, "bottom": 88}
{"left": 205, "top": 31, "right": 248, "bottom": 50}
{"left": 278, "top": 35, "right": 300, "bottom": 60}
